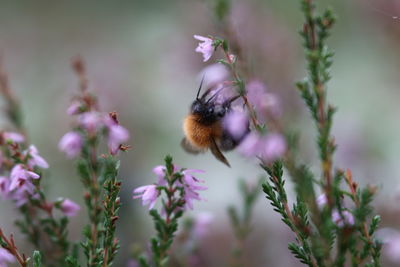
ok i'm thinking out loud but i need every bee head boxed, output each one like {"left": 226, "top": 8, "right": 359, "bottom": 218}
{"left": 191, "top": 99, "right": 214, "bottom": 115}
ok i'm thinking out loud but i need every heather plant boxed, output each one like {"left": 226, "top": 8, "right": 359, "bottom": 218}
{"left": 0, "top": 0, "right": 387, "bottom": 266}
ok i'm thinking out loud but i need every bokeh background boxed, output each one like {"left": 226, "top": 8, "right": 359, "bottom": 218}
{"left": 0, "top": 0, "right": 399, "bottom": 266}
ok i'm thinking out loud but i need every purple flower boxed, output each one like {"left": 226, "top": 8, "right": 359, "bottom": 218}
{"left": 193, "top": 212, "right": 213, "bottom": 238}
{"left": 2, "top": 132, "right": 25, "bottom": 143}
{"left": 385, "top": 235, "right": 400, "bottom": 263}
{"left": 223, "top": 110, "right": 249, "bottom": 141}
{"left": 60, "top": 198, "right": 81, "bottom": 217}
{"left": 331, "top": 209, "right": 355, "bottom": 228}
{"left": 153, "top": 165, "right": 167, "bottom": 185}
{"left": 59, "top": 132, "right": 83, "bottom": 158}
{"left": 199, "top": 64, "right": 229, "bottom": 88}
{"left": 25, "top": 145, "right": 49, "bottom": 169}
{"left": 261, "top": 134, "right": 287, "bottom": 162}
{"left": 376, "top": 228, "right": 400, "bottom": 263}
{"left": 181, "top": 169, "right": 207, "bottom": 210}
{"left": 247, "top": 81, "right": 281, "bottom": 121}
{"left": 238, "top": 132, "right": 286, "bottom": 163}
{"left": 78, "top": 112, "right": 103, "bottom": 133}
{"left": 316, "top": 194, "right": 328, "bottom": 209}
{"left": 104, "top": 115, "right": 130, "bottom": 154}
{"left": 108, "top": 124, "right": 129, "bottom": 154}
{"left": 194, "top": 35, "right": 214, "bottom": 62}
{"left": 133, "top": 185, "right": 159, "bottom": 210}
{"left": 66, "top": 100, "right": 82, "bottom": 115}
{"left": 9, "top": 164, "right": 40, "bottom": 192}
{"left": 0, "top": 247, "right": 15, "bottom": 267}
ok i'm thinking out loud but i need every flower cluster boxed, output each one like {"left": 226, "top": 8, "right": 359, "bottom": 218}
{"left": 0, "top": 141, "right": 47, "bottom": 207}
{"left": 133, "top": 162, "right": 206, "bottom": 212}
{"left": 194, "top": 35, "right": 287, "bottom": 164}
{"left": 133, "top": 156, "right": 207, "bottom": 266}
{"left": 317, "top": 194, "right": 355, "bottom": 228}
{"left": 59, "top": 105, "right": 129, "bottom": 157}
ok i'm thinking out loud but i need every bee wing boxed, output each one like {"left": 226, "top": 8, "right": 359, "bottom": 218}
{"left": 181, "top": 138, "right": 204, "bottom": 154}
{"left": 210, "top": 137, "right": 231, "bottom": 167}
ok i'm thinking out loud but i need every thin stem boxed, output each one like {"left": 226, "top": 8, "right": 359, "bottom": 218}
{"left": 0, "top": 229, "right": 28, "bottom": 267}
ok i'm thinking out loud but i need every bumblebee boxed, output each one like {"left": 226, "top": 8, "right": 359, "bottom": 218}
{"left": 181, "top": 79, "right": 247, "bottom": 167}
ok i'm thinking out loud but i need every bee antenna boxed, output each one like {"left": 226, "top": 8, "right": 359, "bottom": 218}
{"left": 196, "top": 75, "right": 205, "bottom": 100}
{"left": 206, "top": 86, "right": 225, "bottom": 104}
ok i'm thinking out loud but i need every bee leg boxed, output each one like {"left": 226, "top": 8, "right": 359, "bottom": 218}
{"left": 210, "top": 137, "right": 231, "bottom": 167}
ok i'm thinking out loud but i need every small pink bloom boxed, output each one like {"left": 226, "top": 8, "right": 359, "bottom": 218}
{"left": 108, "top": 124, "right": 129, "bottom": 155}
{"left": 59, "top": 132, "right": 83, "bottom": 158}
{"left": 60, "top": 198, "right": 81, "bottom": 217}
{"left": 237, "top": 132, "right": 261, "bottom": 158}
{"left": 181, "top": 169, "right": 207, "bottom": 210}
{"left": 25, "top": 145, "right": 49, "bottom": 169}
{"left": 199, "top": 64, "right": 229, "bottom": 88}
{"left": 316, "top": 194, "right": 328, "bottom": 209}
{"left": 3, "top": 132, "right": 25, "bottom": 143}
{"left": 67, "top": 101, "right": 82, "bottom": 115}
{"left": 193, "top": 212, "right": 213, "bottom": 238}
{"left": 153, "top": 166, "right": 167, "bottom": 185}
{"left": 133, "top": 185, "right": 158, "bottom": 210}
{"left": 332, "top": 210, "right": 354, "bottom": 227}
{"left": 260, "top": 133, "right": 287, "bottom": 163}
{"left": 79, "top": 112, "right": 103, "bottom": 132}
{"left": 9, "top": 164, "right": 40, "bottom": 192}
{"left": 247, "top": 81, "right": 281, "bottom": 121}
{"left": 0, "top": 247, "right": 15, "bottom": 266}
{"left": 223, "top": 110, "right": 249, "bottom": 141}
{"left": 194, "top": 35, "right": 214, "bottom": 62}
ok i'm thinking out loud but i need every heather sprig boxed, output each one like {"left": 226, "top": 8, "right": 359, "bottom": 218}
{"left": 0, "top": 228, "right": 28, "bottom": 267}
{"left": 134, "top": 156, "right": 206, "bottom": 267}
{"left": 0, "top": 63, "right": 77, "bottom": 266}
{"left": 60, "top": 57, "right": 129, "bottom": 266}
{"left": 228, "top": 178, "right": 262, "bottom": 267}
{"left": 195, "top": 0, "right": 382, "bottom": 265}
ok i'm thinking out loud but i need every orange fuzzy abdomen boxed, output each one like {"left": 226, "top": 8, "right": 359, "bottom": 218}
{"left": 183, "top": 115, "right": 221, "bottom": 148}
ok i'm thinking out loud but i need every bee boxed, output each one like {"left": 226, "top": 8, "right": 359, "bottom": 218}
{"left": 181, "top": 79, "right": 248, "bottom": 167}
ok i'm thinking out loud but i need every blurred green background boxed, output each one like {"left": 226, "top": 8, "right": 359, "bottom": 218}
{"left": 0, "top": 0, "right": 399, "bottom": 266}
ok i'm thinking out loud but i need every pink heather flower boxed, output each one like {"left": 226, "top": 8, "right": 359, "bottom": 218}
{"left": 247, "top": 81, "right": 281, "bottom": 121}
{"left": 193, "top": 212, "right": 213, "bottom": 238}
{"left": 181, "top": 169, "right": 207, "bottom": 210}
{"left": 108, "top": 124, "right": 129, "bottom": 154}
{"left": 194, "top": 35, "right": 214, "bottom": 62}
{"left": 9, "top": 164, "right": 40, "bottom": 192}
{"left": 153, "top": 165, "right": 167, "bottom": 186}
{"left": 386, "top": 235, "right": 400, "bottom": 263}
{"left": 238, "top": 132, "right": 286, "bottom": 163}
{"left": 59, "top": 132, "right": 83, "bottom": 158}
{"left": 261, "top": 134, "right": 287, "bottom": 162}
{"left": 332, "top": 209, "right": 355, "bottom": 228}
{"left": 78, "top": 112, "right": 103, "bottom": 132}
{"left": 133, "top": 185, "right": 159, "bottom": 210}
{"left": 60, "top": 198, "right": 81, "bottom": 217}
{"left": 316, "top": 194, "right": 328, "bottom": 209}
{"left": 104, "top": 115, "right": 130, "bottom": 154}
{"left": 223, "top": 110, "right": 249, "bottom": 141}
{"left": 237, "top": 132, "right": 261, "bottom": 157}
{"left": 67, "top": 100, "right": 82, "bottom": 115}
{"left": 376, "top": 228, "right": 400, "bottom": 263}
{"left": 199, "top": 64, "right": 229, "bottom": 88}
{"left": 25, "top": 145, "right": 49, "bottom": 169}
{"left": 2, "top": 132, "right": 25, "bottom": 143}
{"left": 0, "top": 247, "right": 15, "bottom": 267}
